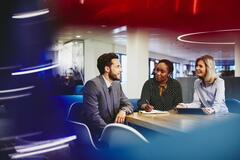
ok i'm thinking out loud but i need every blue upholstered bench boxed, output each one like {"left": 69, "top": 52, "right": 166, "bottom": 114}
{"left": 226, "top": 98, "right": 240, "bottom": 114}
{"left": 56, "top": 95, "right": 139, "bottom": 112}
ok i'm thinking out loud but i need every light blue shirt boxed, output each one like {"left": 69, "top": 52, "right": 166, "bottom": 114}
{"left": 187, "top": 77, "right": 229, "bottom": 114}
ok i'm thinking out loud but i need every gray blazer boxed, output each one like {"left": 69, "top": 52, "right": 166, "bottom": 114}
{"left": 83, "top": 76, "right": 133, "bottom": 133}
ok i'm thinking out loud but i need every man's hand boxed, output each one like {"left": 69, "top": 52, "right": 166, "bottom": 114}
{"left": 115, "top": 110, "right": 126, "bottom": 123}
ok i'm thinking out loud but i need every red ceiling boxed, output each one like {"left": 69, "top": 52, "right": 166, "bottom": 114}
{"left": 49, "top": 0, "right": 240, "bottom": 32}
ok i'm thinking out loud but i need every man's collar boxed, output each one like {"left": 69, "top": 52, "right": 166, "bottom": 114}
{"left": 102, "top": 75, "right": 112, "bottom": 88}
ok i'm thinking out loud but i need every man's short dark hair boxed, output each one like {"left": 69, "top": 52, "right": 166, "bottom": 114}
{"left": 158, "top": 59, "right": 174, "bottom": 74}
{"left": 97, "top": 53, "right": 119, "bottom": 75}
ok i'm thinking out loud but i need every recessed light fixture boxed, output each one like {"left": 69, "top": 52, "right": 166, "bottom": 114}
{"left": 76, "top": 35, "right": 81, "bottom": 38}
{"left": 80, "top": 0, "right": 85, "bottom": 5}
{"left": 112, "top": 26, "right": 127, "bottom": 34}
{"left": 113, "top": 35, "right": 127, "bottom": 38}
{"left": 12, "top": 8, "right": 49, "bottom": 19}
{"left": 177, "top": 29, "right": 240, "bottom": 44}
{"left": 101, "top": 25, "right": 107, "bottom": 28}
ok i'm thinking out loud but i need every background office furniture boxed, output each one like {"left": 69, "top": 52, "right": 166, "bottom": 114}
{"left": 98, "top": 123, "right": 148, "bottom": 149}
{"left": 225, "top": 98, "right": 240, "bottom": 114}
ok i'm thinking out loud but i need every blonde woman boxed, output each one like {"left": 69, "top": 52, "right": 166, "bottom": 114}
{"left": 176, "top": 55, "right": 228, "bottom": 114}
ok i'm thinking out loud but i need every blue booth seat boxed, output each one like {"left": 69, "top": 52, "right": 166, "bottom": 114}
{"left": 226, "top": 98, "right": 240, "bottom": 114}
{"left": 129, "top": 99, "right": 139, "bottom": 111}
{"left": 57, "top": 95, "right": 83, "bottom": 107}
{"left": 58, "top": 96, "right": 138, "bottom": 110}
{"left": 74, "top": 85, "right": 84, "bottom": 95}
{"left": 57, "top": 95, "right": 139, "bottom": 120}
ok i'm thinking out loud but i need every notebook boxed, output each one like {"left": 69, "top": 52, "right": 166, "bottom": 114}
{"left": 139, "top": 110, "right": 169, "bottom": 114}
{"left": 176, "top": 108, "right": 205, "bottom": 115}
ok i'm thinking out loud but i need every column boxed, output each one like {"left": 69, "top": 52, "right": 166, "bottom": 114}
{"left": 125, "top": 28, "right": 149, "bottom": 98}
{"left": 234, "top": 41, "right": 240, "bottom": 77}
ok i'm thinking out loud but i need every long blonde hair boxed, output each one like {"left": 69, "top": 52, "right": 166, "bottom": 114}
{"left": 195, "top": 55, "right": 217, "bottom": 84}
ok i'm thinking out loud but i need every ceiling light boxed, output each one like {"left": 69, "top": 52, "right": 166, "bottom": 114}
{"left": 177, "top": 29, "right": 240, "bottom": 44}
{"left": 12, "top": 8, "right": 49, "bottom": 19}
{"left": 80, "top": 0, "right": 85, "bottom": 4}
{"left": 76, "top": 35, "right": 81, "bottom": 38}
{"left": 192, "top": 0, "right": 199, "bottom": 15}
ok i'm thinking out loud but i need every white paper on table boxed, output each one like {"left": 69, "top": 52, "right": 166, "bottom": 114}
{"left": 139, "top": 110, "right": 169, "bottom": 114}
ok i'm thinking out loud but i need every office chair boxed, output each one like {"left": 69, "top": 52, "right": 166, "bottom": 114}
{"left": 67, "top": 121, "right": 99, "bottom": 150}
{"left": 66, "top": 102, "right": 85, "bottom": 123}
{"left": 226, "top": 98, "right": 240, "bottom": 114}
{"left": 66, "top": 103, "right": 98, "bottom": 150}
{"left": 98, "top": 123, "right": 149, "bottom": 149}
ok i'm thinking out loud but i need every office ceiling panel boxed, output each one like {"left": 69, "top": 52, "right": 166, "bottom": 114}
{"left": 50, "top": 0, "right": 240, "bottom": 60}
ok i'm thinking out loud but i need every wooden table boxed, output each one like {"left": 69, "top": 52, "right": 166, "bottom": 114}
{"left": 126, "top": 112, "right": 233, "bottom": 135}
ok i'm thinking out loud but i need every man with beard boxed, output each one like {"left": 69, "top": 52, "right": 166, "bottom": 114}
{"left": 83, "top": 53, "right": 133, "bottom": 141}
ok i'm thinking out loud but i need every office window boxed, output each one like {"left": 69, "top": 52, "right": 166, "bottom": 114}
{"left": 149, "top": 58, "right": 159, "bottom": 79}
{"left": 117, "top": 53, "right": 127, "bottom": 83}
{"left": 215, "top": 60, "right": 234, "bottom": 77}
{"left": 173, "top": 62, "right": 180, "bottom": 79}
{"left": 183, "top": 61, "right": 195, "bottom": 77}
{"left": 57, "top": 40, "right": 84, "bottom": 84}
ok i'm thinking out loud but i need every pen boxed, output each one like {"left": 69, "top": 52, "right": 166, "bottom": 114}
{"left": 145, "top": 99, "right": 150, "bottom": 105}
{"left": 145, "top": 99, "right": 154, "bottom": 112}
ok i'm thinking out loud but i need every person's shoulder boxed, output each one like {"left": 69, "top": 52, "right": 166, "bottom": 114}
{"left": 112, "top": 80, "right": 121, "bottom": 86}
{"left": 194, "top": 78, "right": 201, "bottom": 84}
{"left": 215, "top": 77, "right": 224, "bottom": 84}
{"left": 192, "top": 78, "right": 201, "bottom": 88}
{"left": 143, "top": 78, "right": 154, "bottom": 86}
{"left": 169, "top": 78, "right": 180, "bottom": 85}
{"left": 147, "top": 78, "right": 154, "bottom": 83}
{"left": 216, "top": 77, "right": 224, "bottom": 82}
{"left": 85, "top": 76, "right": 101, "bottom": 87}
{"left": 171, "top": 78, "right": 179, "bottom": 83}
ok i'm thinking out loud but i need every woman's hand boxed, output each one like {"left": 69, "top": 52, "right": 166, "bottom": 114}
{"left": 141, "top": 104, "right": 154, "bottom": 112}
{"left": 144, "top": 104, "right": 154, "bottom": 112}
{"left": 202, "top": 107, "right": 215, "bottom": 115}
{"left": 176, "top": 103, "right": 188, "bottom": 108}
